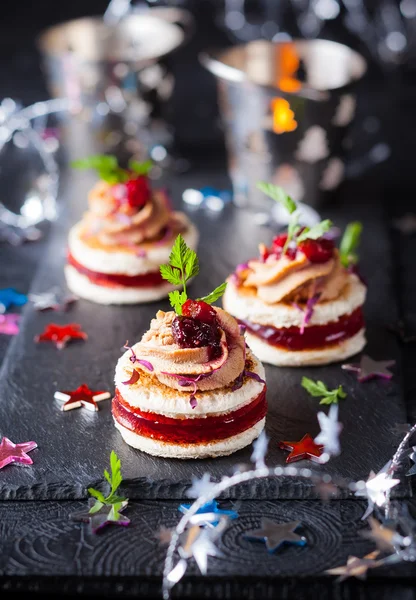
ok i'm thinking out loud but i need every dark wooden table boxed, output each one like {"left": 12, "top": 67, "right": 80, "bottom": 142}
{"left": 0, "top": 8, "right": 416, "bottom": 598}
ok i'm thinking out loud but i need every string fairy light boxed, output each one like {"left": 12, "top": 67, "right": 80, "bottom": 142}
{"left": 161, "top": 422, "right": 416, "bottom": 598}
{"left": 0, "top": 98, "right": 76, "bottom": 234}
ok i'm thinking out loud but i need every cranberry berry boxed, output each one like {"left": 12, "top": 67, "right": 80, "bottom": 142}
{"left": 298, "top": 238, "right": 334, "bottom": 263}
{"left": 271, "top": 233, "right": 297, "bottom": 261}
{"left": 172, "top": 300, "right": 222, "bottom": 359}
{"left": 126, "top": 176, "right": 151, "bottom": 210}
{"left": 182, "top": 299, "right": 216, "bottom": 324}
{"left": 172, "top": 316, "right": 222, "bottom": 359}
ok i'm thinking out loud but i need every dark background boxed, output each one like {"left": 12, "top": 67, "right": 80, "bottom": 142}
{"left": 2, "top": 0, "right": 413, "bottom": 169}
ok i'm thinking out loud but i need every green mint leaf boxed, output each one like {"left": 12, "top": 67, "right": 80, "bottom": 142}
{"left": 339, "top": 221, "right": 363, "bottom": 267}
{"left": 128, "top": 159, "right": 153, "bottom": 175}
{"left": 169, "top": 234, "right": 189, "bottom": 271}
{"left": 103, "top": 469, "right": 112, "bottom": 486}
{"left": 198, "top": 282, "right": 227, "bottom": 305}
{"left": 88, "top": 487, "right": 107, "bottom": 504}
{"left": 89, "top": 452, "right": 127, "bottom": 506}
{"left": 301, "top": 377, "right": 328, "bottom": 397}
{"left": 184, "top": 248, "right": 199, "bottom": 280}
{"left": 88, "top": 500, "right": 104, "bottom": 514}
{"left": 71, "top": 154, "right": 131, "bottom": 184}
{"left": 256, "top": 182, "right": 297, "bottom": 215}
{"left": 336, "top": 385, "right": 347, "bottom": 399}
{"left": 108, "top": 504, "right": 123, "bottom": 520}
{"left": 296, "top": 219, "right": 333, "bottom": 242}
{"left": 160, "top": 264, "right": 182, "bottom": 286}
{"left": 302, "top": 377, "right": 346, "bottom": 405}
{"left": 105, "top": 495, "right": 126, "bottom": 505}
{"left": 109, "top": 450, "right": 122, "bottom": 496}
{"left": 283, "top": 212, "right": 300, "bottom": 254}
{"left": 71, "top": 154, "right": 118, "bottom": 171}
{"left": 168, "top": 290, "right": 187, "bottom": 314}
{"left": 161, "top": 235, "right": 199, "bottom": 312}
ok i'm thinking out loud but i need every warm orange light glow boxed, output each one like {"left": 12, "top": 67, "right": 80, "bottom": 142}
{"left": 271, "top": 97, "right": 298, "bottom": 134}
{"left": 278, "top": 77, "right": 302, "bottom": 93}
{"left": 275, "top": 42, "right": 302, "bottom": 93}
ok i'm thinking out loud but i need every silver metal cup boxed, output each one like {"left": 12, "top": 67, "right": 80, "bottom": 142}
{"left": 37, "top": 14, "right": 185, "bottom": 156}
{"left": 201, "top": 39, "right": 367, "bottom": 210}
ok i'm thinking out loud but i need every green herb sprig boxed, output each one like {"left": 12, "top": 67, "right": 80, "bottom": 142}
{"left": 339, "top": 221, "right": 363, "bottom": 267}
{"left": 160, "top": 234, "right": 227, "bottom": 314}
{"left": 256, "top": 182, "right": 332, "bottom": 252}
{"left": 301, "top": 376, "right": 347, "bottom": 405}
{"left": 87, "top": 450, "right": 127, "bottom": 514}
{"left": 71, "top": 154, "right": 152, "bottom": 184}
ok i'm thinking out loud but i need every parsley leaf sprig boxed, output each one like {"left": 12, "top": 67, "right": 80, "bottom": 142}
{"left": 339, "top": 221, "right": 363, "bottom": 267}
{"left": 256, "top": 182, "right": 332, "bottom": 252}
{"left": 87, "top": 450, "right": 127, "bottom": 514}
{"left": 199, "top": 282, "right": 227, "bottom": 305}
{"left": 301, "top": 376, "right": 347, "bottom": 405}
{"left": 71, "top": 154, "right": 152, "bottom": 184}
{"left": 160, "top": 234, "right": 227, "bottom": 314}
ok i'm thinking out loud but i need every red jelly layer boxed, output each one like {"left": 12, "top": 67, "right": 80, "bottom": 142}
{"left": 240, "top": 307, "right": 364, "bottom": 351}
{"left": 67, "top": 253, "right": 164, "bottom": 288}
{"left": 112, "top": 387, "right": 267, "bottom": 444}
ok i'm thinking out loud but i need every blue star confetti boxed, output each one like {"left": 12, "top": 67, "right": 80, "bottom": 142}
{"left": 244, "top": 518, "right": 307, "bottom": 553}
{"left": 182, "top": 187, "right": 233, "bottom": 212}
{"left": 179, "top": 500, "right": 238, "bottom": 526}
{"left": 0, "top": 288, "right": 27, "bottom": 313}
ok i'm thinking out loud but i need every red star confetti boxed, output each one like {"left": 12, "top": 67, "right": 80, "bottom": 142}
{"left": 0, "top": 437, "right": 37, "bottom": 469}
{"left": 278, "top": 434, "right": 324, "bottom": 463}
{"left": 342, "top": 354, "right": 395, "bottom": 382}
{"left": 35, "top": 323, "right": 87, "bottom": 349}
{"left": 54, "top": 383, "right": 111, "bottom": 411}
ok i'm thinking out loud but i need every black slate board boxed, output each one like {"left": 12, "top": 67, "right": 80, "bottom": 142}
{"left": 0, "top": 160, "right": 410, "bottom": 501}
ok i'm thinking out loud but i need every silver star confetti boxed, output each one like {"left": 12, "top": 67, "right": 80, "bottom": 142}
{"left": 406, "top": 447, "right": 416, "bottom": 477}
{"left": 29, "top": 287, "right": 77, "bottom": 312}
{"left": 391, "top": 423, "right": 412, "bottom": 437}
{"left": 186, "top": 473, "right": 217, "bottom": 499}
{"left": 157, "top": 526, "right": 173, "bottom": 546}
{"left": 250, "top": 430, "right": 269, "bottom": 469}
{"left": 354, "top": 461, "right": 400, "bottom": 519}
{"left": 361, "top": 517, "right": 405, "bottom": 553}
{"left": 244, "top": 518, "right": 307, "bottom": 553}
{"left": 325, "top": 551, "right": 380, "bottom": 581}
{"left": 314, "top": 404, "right": 343, "bottom": 457}
{"left": 342, "top": 354, "right": 395, "bottom": 382}
{"left": 393, "top": 214, "right": 416, "bottom": 235}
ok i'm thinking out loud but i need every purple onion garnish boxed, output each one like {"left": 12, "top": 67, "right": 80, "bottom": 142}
{"left": 231, "top": 371, "right": 244, "bottom": 392}
{"left": 123, "top": 341, "right": 154, "bottom": 371}
{"left": 122, "top": 369, "right": 140, "bottom": 385}
{"left": 136, "top": 359, "right": 154, "bottom": 371}
{"left": 236, "top": 262, "right": 249, "bottom": 274}
{"left": 161, "top": 372, "right": 212, "bottom": 409}
{"left": 291, "top": 294, "right": 321, "bottom": 335}
{"left": 302, "top": 293, "right": 321, "bottom": 332}
{"left": 244, "top": 370, "right": 266, "bottom": 385}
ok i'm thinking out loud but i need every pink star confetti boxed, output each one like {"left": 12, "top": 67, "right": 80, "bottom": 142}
{"left": 54, "top": 383, "right": 111, "bottom": 412}
{"left": 0, "top": 313, "right": 20, "bottom": 336}
{"left": 342, "top": 354, "right": 395, "bottom": 382}
{"left": 35, "top": 323, "right": 88, "bottom": 349}
{"left": 0, "top": 437, "right": 37, "bottom": 469}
